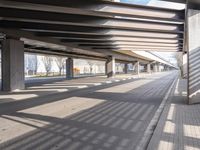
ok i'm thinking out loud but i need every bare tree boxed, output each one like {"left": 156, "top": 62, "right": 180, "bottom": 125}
{"left": 55, "top": 56, "right": 66, "bottom": 76}
{"left": 34, "top": 55, "right": 38, "bottom": 75}
{"left": 25, "top": 54, "right": 38, "bottom": 76}
{"left": 42, "top": 55, "right": 53, "bottom": 76}
{"left": 30, "top": 54, "right": 38, "bottom": 75}
{"left": 116, "top": 63, "right": 121, "bottom": 73}
{"left": 87, "top": 61, "right": 94, "bottom": 74}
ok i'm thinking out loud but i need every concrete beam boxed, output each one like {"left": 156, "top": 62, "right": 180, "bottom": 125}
{"left": 92, "top": 45, "right": 181, "bottom": 51}
{"left": 0, "top": 20, "right": 184, "bottom": 38}
{"left": 160, "top": 0, "right": 185, "bottom": 3}
{"left": 0, "top": 8, "right": 183, "bottom": 33}
{"left": 0, "top": 28, "right": 106, "bottom": 58}
{"left": 35, "top": 30, "right": 183, "bottom": 40}
{"left": 2, "top": 38, "right": 25, "bottom": 91}
{"left": 92, "top": 47, "right": 181, "bottom": 52}
{"left": 61, "top": 37, "right": 183, "bottom": 44}
{"left": 0, "top": 28, "right": 143, "bottom": 63}
{"left": 79, "top": 42, "right": 182, "bottom": 47}
{"left": 0, "top": 0, "right": 185, "bottom": 21}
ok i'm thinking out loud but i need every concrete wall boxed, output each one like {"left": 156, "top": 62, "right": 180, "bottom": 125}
{"left": 187, "top": 9, "right": 200, "bottom": 104}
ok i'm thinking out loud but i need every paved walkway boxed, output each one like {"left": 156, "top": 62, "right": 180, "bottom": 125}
{"left": 0, "top": 72, "right": 177, "bottom": 150}
{"left": 147, "top": 77, "right": 200, "bottom": 150}
{"left": 0, "top": 73, "right": 149, "bottom": 104}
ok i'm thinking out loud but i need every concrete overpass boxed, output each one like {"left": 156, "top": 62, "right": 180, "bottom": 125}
{"left": 0, "top": 0, "right": 179, "bottom": 93}
{"left": 3, "top": 0, "right": 200, "bottom": 104}
{"left": 1, "top": 1, "right": 200, "bottom": 150}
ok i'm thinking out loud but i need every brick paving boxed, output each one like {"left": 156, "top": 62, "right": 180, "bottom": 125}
{"left": 147, "top": 78, "right": 200, "bottom": 150}
{"left": 0, "top": 72, "right": 176, "bottom": 150}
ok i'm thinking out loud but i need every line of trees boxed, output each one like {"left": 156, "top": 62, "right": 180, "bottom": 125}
{"left": 42, "top": 56, "right": 66, "bottom": 76}
{"left": 25, "top": 54, "right": 66, "bottom": 77}
{"left": 55, "top": 56, "right": 66, "bottom": 76}
{"left": 25, "top": 54, "right": 105, "bottom": 77}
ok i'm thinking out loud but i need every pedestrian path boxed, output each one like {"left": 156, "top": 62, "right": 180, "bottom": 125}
{"left": 0, "top": 73, "right": 150, "bottom": 104}
{"left": 0, "top": 72, "right": 176, "bottom": 150}
{"left": 147, "top": 78, "right": 200, "bottom": 150}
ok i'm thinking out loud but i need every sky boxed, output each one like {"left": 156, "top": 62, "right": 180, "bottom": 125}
{"left": 119, "top": 0, "right": 185, "bottom": 65}
{"left": 120, "top": 0, "right": 150, "bottom": 5}
{"left": 120, "top": 0, "right": 185, "bottom": 9}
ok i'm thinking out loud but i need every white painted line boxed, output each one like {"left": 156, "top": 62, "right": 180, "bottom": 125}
{"left": 175, "top": 79, "right": 180, "bottom": 95}
{"left": 106, "top": 81, "right": 112, "bottom": 84}
{"left": 77, "top": 85, "right": 88, "bottom": 89}
{"left": 94, "top": 83, "right": 102, "bottom": 86}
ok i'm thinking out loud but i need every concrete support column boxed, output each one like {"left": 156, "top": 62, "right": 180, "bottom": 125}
{"left": 153, "top": 64, "right": 157, "bottom": 72}
{"left": 164, "top": 65, "right": 168, "bottom": 71}
{"left": 147, "top": 63, "right": 151, "bottom": 73}
{"left": 166, "top": 66, "right": 169, "bottom": 71}
{"left": 106, "top": 56, "right": 115, "bottom": 78}
{"left": 135, "top": 61, "right": 140, "bottom": 75}
{"left": 124, "top": 63, "right": 128, "bottom": 74}
{"left": 158, "top": 64, "right": 162, "bottom": 72}
{"left": 2, "top": 39, "right": 25, "bottom": 91}
{"left": 66, "top": 57, "right": 73, "bottom": 79}
{"left": 187, "top": 8, "right": 200, "bottom": 104}
{"left": 182, "top": 53, "right": 187, "bottom": 78}
{"left": 157, "top": 64, "right": 160, "bottom": 72}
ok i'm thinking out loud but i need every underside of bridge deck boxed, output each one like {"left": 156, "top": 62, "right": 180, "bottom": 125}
{"left": 0, "top": 0, "right": 182, "bottom": 96}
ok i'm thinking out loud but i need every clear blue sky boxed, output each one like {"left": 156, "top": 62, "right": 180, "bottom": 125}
{"left": 120, "top": 0, "right": 150, "bottom": 5}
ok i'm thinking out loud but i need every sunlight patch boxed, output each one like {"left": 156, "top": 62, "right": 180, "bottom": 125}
{"left": 184, "top": 124, "right": 200, "bottom": 139}
{"left": 0, "top": 94, "right": 38, "bottom": 101}
{"left": 158, "top": 141, "right": 173, "bottom": 150}
{"left": 97, "top": 79, "right": 153, "bottom": 93}
{"left": 163, "top": 121, "right": 175, "bottom": 134}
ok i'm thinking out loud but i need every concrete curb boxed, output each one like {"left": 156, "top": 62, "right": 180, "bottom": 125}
{"left": 135, "top": 75, "right": 178, "bottom": 150}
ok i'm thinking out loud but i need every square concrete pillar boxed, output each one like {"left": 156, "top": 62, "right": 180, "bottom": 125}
{"left": 187, "top": 9, "right": 200, "bottom": 104}
{"left": 158, "top": 64, "right": 162, "bottom": 72}
{"left": 153, "top": 64, "right": 157, "bottom": 72}
{"left": 135, "top": 61, "right": 140, "bottom": 75}
{"left": 106, "top": 56, "right": 115, "bottom": 78}
{"left": 147, "top": 64, "right": 151, "bottom": 73}
{"left": 157, "top": 64, "right": 160, "bottom": 72}
{"left": 2, "top": 39, "right": 25, "bottom": 91}
{"left": 164, "top": 65, "right": 168, "bottom": 71}
{"left": 124, "top": 63, "right": 128, "bottom": 74}
{"left": 66, "top": 58, "right": 73, "bottom": 79}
